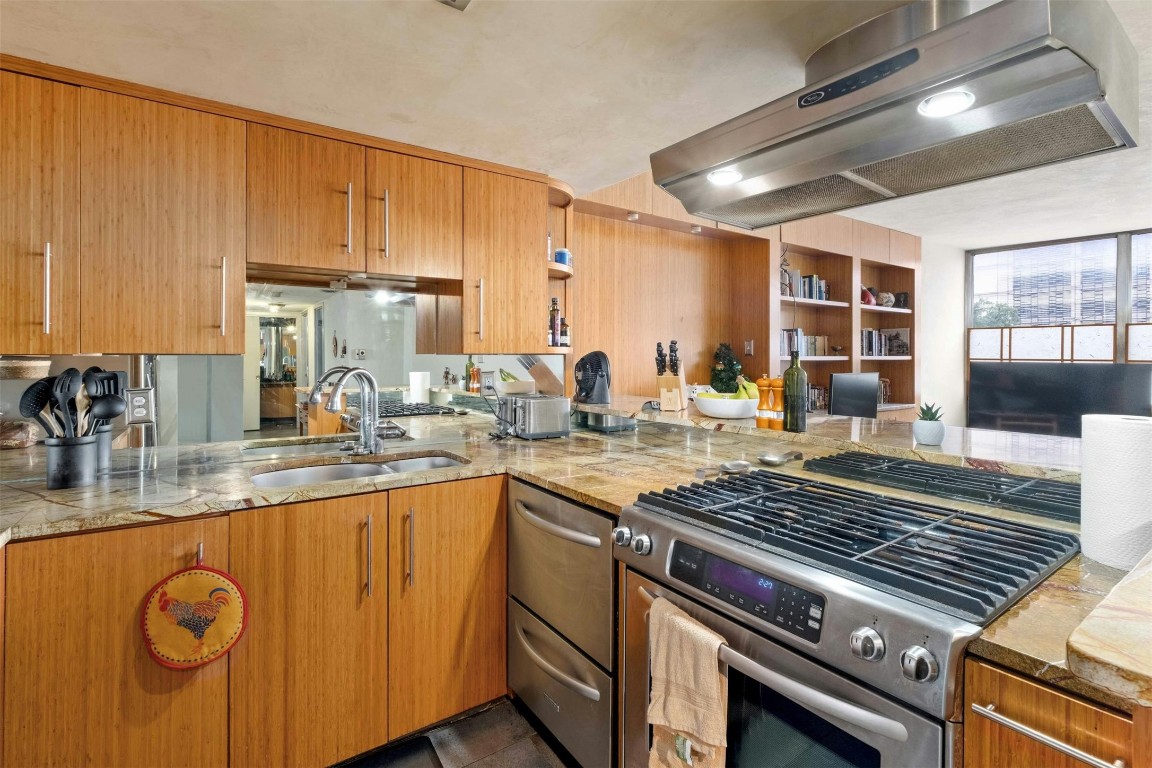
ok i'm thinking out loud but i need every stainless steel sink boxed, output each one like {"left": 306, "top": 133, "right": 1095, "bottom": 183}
{"left": 382, "top": 456, "right": 463, "bottom": 473}
{"left": 250, "top": 462, "right": 394, "bottom": 488}
{"left": 249, "top": 454, "right": 467, "bottom": 489}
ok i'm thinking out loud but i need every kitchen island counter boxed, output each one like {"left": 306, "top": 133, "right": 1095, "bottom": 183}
{"left": 0, "top": 413, "right": 1141, "bottom": 714}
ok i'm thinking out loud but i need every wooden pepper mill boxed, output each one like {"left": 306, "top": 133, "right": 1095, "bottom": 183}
{"left": 756, "top": 374, "right": 773, "bottom": 429}
{"left": 769, "top": 377, "right": 785, "bottom": 431}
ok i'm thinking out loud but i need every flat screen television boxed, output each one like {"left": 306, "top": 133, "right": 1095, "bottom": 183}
{"left": 828, "top": 372, "right": 880, "bottom": 418}
{"left": 968, "top": 362, "right": 1152, "bottom": 437}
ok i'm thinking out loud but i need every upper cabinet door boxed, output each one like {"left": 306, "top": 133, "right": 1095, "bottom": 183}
{"left": 462, "top": 169, "right": 548, "bottom": 353}
{"left": 365, "top": 150, "right": 462, "bottom": 279}
{"left": 0, "top": 72, "right": 80, "bottom": 354}
{"left": 247, "top": 124, "right": 365, "bottom": 273}
{"left": 80, "top": 89, "right": 246, "bottom": 353}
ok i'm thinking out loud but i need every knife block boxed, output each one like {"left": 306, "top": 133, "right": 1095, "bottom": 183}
{"left": 657, "top": 372, "right": 688, "bottom": 411}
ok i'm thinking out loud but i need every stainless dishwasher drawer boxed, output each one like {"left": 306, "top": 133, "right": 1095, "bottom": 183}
{"left": 508, "top": 479, "right": 615, "bottom": 668}
{"left": 508, "top": 598, "right": 612, "bottom": 768}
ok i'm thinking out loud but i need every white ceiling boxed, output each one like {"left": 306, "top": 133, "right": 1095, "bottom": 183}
{"left": 2, "top": 0, "right": 1149, "bottom": 251}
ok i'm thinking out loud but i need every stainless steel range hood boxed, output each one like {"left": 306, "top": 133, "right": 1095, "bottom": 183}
{"left": 650, "top": 0, "right": 1138, "bottom": 230}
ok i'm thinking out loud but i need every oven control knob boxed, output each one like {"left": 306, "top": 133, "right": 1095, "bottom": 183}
{"left": 900, "top": 646, "right": 939, "bottom": 683}
{"left": 631, "top": 534, "right": 653, "bottom": 556}
{"left": 849, "top": 627, "right": 885, "bottom": 662}
{"left": 611, "top": 527, "right": 633, "bottom": 547}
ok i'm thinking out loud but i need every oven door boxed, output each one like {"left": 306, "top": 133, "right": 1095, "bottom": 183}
{"left": 622, "top": 570, "right": 944, "bottom": 768}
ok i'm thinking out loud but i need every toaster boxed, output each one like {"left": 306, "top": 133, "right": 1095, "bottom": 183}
{"left": 498, "top": 394, "right": 571, "bottom": 439}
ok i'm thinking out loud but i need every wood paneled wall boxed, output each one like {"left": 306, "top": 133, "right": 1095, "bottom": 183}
{"left": 570, "top": 213, "right": 771, "bottom": 397}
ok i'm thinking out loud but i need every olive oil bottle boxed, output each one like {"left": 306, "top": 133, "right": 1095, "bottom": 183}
{"left": 783, "top": 351, "right": 807, "bottom": 433}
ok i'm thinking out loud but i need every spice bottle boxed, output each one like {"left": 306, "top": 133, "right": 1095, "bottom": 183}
{"left": 559, "top": 318, "right": 570, "bottom": 347}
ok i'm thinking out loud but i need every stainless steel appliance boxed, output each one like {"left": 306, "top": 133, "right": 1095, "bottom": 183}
{"left": 614, "top": 469, "right": 1078, "bottom": 767}
{"left": 497, "top": 394, "right": 571, "bottom": 439}
{"left": 650, "top": 0, "right": 1138, "bottom": 229}
{"left": 506, "top": 480, "right": 615, "bottom": 767}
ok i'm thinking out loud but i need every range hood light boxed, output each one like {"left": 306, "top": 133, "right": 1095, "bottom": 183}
{"left": 706, "top": 168, "right": 743, "bottom": 186}
{"left": 626, "top": 211, "right": 640, "bottom": 222}
{"left": 374, "top": 290, "right": 391, "bottom": 305}
{"left": 917, "top": 89, "right": 976, "bottom": 118}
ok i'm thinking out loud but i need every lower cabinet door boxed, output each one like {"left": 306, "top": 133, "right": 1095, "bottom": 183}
{"left": 388, "top": 476, "right": 507, "bottom": 739}
{"left": 3, "top": 518, "right": 229, "bottom": 767}
{"left": 229, "top": 495, "right": 389, "bottom": 767}
{"left": 964, "top": 658, "right": 1132, "bottom": 768}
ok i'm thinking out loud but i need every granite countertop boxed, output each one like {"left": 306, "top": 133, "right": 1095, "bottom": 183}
{"left": 0, "top": 408, "right": 1143, "bottom": 713}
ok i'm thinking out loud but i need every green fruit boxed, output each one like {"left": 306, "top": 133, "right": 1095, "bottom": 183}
{"left": 696, "top": 392, "right": 723, "bottom": 399}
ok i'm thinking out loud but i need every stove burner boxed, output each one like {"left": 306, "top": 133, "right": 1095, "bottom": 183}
{"left": 346, "top": 394, "right": 457, "bottom": 418}
{"left": 803, "top": 452, "right": 1080, "bottom": 523}
{"left": 634, "top": 469, "right": 1078, "bottom": 624}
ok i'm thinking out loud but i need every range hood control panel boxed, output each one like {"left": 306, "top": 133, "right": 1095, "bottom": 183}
{"left": 798, "top": 48, "right": 919, "bottom": 108}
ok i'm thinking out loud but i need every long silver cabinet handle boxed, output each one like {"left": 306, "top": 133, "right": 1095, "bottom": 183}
{"left": 514, "top": 500, "right": 601, "bottom": 548}
{"left": 971, "top": 703, "right": 1125, "bottom": 768}
{"left": 514, "top": 622, "right": 601, "bottom": 702}
{"left": 43, "top": 242, "right": 51, "bottom": 334}
{"left": 383, "top": 188, "right": 390, "bottom": 257}
{"left": 220, "top": 255, "right": 227, "bottom": 337}
{"left": 346, "top": 181, "right": 353, "bottom": 254}
{"left": 478, "top": 278, "right": 485, "bottom": 341}
{"left": 366, "top": 514, "right": 374, "bottom": 597}
{"left": 637, "top": 586, "right": 909, "bottom": 743}
{"left": 407, "top": 507, "right": 415, "bottom": 586}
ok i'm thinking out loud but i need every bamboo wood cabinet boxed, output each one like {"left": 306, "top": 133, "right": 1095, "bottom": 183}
{"left": 0, "top": 71, "right": 81, "bottom": 355}
{"left": 3, "top": 517, "right": 231, "bottom": 767}
{"left": 0, "top": 72, "right": 246, "bottom": 355}
{"left": 963, "top": 658, "right": 1132, "bottom": 768}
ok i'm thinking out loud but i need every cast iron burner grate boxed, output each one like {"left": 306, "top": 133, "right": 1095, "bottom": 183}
{"left": 803, "top": 452, "right": 1080, "bottom": 523}
{"left": 634, "top": 469, "right": 1078, "bottom": 625}
{"left": 346, "top": 394, "right": 456, "bottom": 418}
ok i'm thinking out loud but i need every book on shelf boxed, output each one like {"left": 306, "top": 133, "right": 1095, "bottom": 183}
{"left": 860, "top": 327, "right": 911, "bottom": 357}
{"left": 780, "top": 328, "right": 832, "bottom": 357}
{"left": 808, "top": 384, "right": 828, "bottom": 411}
{"left": 781, "top": 271, "right": 830, "bottom": 302}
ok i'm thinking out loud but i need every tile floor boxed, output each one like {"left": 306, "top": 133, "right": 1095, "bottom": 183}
{"left": 344, "top": 699, "right": 575, "bottom": 768}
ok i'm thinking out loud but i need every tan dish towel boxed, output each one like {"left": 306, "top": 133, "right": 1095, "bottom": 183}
{"left": 647, "top": 596, "right": 728, "bottom": 768}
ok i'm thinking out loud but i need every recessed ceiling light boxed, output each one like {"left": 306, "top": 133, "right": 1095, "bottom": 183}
{"left": 268, "top": 302, "right": 284, "bottom": 313}
{"left": 626, "top": 211, "right": 640, "bottom": 222}
{"left": 374, "top": 290, "right": 391, "bottom": 305}
{"left": 917, "top": 89, "right": 975, "bottom": 118}
{"left": 690, "top": 225, "right": 703, "bottom": 234}
{"left": 706, "top": 168, "right": 742, "bottom": 186}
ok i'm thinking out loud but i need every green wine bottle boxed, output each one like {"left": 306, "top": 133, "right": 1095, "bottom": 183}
{"left": 783, "top": 351, "right": 807, "bottom": 433}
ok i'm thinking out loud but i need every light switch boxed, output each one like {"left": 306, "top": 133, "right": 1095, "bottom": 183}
{"left": 744, "top": 340, "right": 755, "bottom": 355}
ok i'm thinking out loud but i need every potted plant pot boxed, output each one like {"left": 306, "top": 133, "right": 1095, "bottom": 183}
{"left": 912, "top": 402, "right": 945, "bottom": 446}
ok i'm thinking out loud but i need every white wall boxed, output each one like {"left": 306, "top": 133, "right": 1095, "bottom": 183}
{"left": 918, "top": 240, "right": 968, "bottom": 426}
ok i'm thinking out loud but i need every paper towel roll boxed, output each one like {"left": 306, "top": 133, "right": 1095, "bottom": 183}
{"left": 408, "top": 372, "right": 430, "bottom": 404}
{"left": 1080, "top": 414, "right": 1152, "bottom": 570}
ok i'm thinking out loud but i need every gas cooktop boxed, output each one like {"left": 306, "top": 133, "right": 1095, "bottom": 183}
{"left": 633, "top": 469, "right": 1079, "bottom": 626}
{"left": 803, "top": 451, "right": 1080, "bottom": 523}
{"left": 346, "top": 394, "right": 456, "bottom": 418}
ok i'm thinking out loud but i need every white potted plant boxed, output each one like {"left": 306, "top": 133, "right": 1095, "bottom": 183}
{"left": 912, "top": 402, "right": 945, "bottom": 445}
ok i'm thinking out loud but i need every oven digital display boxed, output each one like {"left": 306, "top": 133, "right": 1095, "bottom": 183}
{"left": 706, "top": 558, "right": 777, "bottom": 614}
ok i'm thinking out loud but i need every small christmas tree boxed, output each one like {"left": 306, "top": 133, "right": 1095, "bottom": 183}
{"left": 710, "top": 343, "right": 742, "bottom": 393}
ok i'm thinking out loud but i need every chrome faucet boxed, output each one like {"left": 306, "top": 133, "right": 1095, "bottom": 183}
{"left": 326, "top": 367, "right": 380, "bottom": 455}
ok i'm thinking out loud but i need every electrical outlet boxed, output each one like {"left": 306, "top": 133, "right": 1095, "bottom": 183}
{"left": 481, "top": 371, "right": 496, "bottom": 393}
{"left": 354, "top": 349, "right": 367, "bottom": 360}
{"left": 744, "top": 340, "right": 755, "bottom": 355}
{"left": 124, "top": 388, "right": 156, "bottom": 425}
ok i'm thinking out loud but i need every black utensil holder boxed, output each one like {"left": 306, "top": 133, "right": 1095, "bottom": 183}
{"left": 45, "top": 435, "right": 98, "bottom": 490}
{"left": 95, "top": 424, "right": 113, "bottom": 473}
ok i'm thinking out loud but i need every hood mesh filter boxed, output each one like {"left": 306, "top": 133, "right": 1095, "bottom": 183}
{"left": 851, "top": 104, "right": 1118, "bottom": 196}
{"left": 702, "top": 174, "right": 886, "bottom": 229}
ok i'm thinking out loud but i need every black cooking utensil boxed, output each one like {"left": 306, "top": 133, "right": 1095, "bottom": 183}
{"left": 19, "top": 379, "right": 59, "bottom": 437}
{"left": 85, "top": 394, "right": 126, "bottom": 435}
{"left": 82, "top": 365, "right": 106, "bottom": 397}
{"left": 52, "top": 368, "right": 81, "bottom": 438}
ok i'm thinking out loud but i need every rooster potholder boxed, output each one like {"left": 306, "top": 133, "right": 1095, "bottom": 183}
{"left": 141, "top": 565, "right": 248, "bottom": 669}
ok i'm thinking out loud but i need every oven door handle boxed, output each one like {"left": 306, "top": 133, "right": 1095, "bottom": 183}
{"left": 514, "top": 500, "right": 602, "bottom": 548}
{"left": 638, "top": 586, "right": 909, "bottom": 744}
{"left": 515, "top": 622, "right": 602, "bottom": 702}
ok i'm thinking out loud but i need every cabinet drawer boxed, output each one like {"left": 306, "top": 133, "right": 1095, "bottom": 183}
{"left": 508, "top": 598, "right": 612, "bottom": 768}
{"left": 508, "top": 479, "right": 614, "bottom": 669}
{"left": 963, "top": 659, "right": 1131, "bottom": 768}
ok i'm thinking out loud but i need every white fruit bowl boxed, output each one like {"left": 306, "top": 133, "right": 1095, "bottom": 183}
{"left": 693, "top": 395, "right": 758, "bottom": 419}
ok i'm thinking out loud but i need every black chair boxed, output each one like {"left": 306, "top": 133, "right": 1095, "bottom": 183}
{"left": 828, "top": 372, "right": 880, "bottom": 418}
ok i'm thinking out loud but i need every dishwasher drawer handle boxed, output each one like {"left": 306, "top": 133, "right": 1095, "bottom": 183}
{"left": 971, "top": 703, "right": 1125, "bottom": 768}
{"left": 515, "top": 622, "right": 601, "bottom": 702}
{"left": 637, "top": 586, "right": 908, "bottom": 744}
{"left": 514, "top": 500, "right": 601, "bottom": 548}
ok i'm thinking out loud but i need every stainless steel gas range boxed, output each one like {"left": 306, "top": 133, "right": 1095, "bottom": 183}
{"left": 614, "top": 466, "right": 1078, "bottom": 768}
